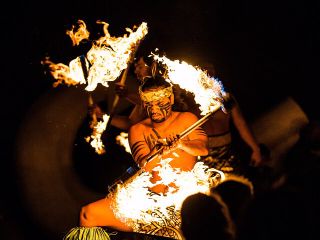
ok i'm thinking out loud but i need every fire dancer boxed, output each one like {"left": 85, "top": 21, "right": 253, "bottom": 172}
{"left": 128, "top": 75, "right": 208, "bottom": 193}
{"left": 64, "top": 75, "right": 209, "bottom": 239}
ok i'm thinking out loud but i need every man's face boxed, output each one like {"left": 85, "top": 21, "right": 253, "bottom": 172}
{"left": 143, "top": 96, "right": 172, "bottom": 123}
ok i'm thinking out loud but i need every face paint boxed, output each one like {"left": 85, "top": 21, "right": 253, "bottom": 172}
{"left": 144, "top": 98, "right": 172, "bottom": 123}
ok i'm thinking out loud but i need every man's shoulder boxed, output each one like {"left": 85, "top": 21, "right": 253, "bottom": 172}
{"left": 175, "top": 111, "right": 199, "bottom": 124}
{"left": 177, "top": 111, "right": 198, "bottom": 120}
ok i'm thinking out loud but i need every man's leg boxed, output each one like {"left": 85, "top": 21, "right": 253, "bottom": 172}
{"left": 80, "top": 196, "right": 133, "bottom": 232}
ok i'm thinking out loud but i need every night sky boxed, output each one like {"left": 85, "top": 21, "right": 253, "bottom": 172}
{"left": 2, "top": 1, "right": 318, "bottom": 239}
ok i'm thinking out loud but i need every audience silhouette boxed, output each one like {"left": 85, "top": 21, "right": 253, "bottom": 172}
{"left": 180, "top": 192, "right": 235, "bottom": 240}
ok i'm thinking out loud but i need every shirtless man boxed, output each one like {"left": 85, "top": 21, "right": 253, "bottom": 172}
{"left": 129, "top": 75, "right": 208, "bottom": 193}
{"left": 76, "top": 75, "right": 208, "bottom": 232}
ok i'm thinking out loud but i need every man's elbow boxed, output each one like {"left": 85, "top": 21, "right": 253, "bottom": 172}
{"left": 199, "top": 145, "right": 209, "bottom": 156}
{"left": 202, "top": 148, "right": 209, "bottom": 156}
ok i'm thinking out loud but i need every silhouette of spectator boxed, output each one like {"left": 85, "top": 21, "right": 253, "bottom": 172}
{"left": 211, "top": 174, "right": 254, "bottom": 231}
{"left": 180, "top": 192, "right": 235, "bottom": 240}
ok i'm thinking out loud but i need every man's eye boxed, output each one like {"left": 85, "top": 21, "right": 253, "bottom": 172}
{"left": 158, "top": 102, "right": 168, "bottom": 107}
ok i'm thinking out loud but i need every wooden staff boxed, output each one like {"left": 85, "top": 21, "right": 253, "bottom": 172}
{"left": 79, "top": 54, "right": 97, "bottom": 127}
{"left": 108, "top": 61, "right": 130, "bottom": 117}
{"left": 88, "top": 94, "right": 97, "bottom": 129}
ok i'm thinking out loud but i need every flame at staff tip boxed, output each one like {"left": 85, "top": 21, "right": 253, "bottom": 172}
{"left": 66, "top": 20, "right": 90, "bottom": 46}
{"left": 152, "top": 54, "right": 226, "bottom": 116}
{"left": 85, "top": 114, "right": 110, "bottom": 154}
{"left": 116, "top": 132, "right": 131, "bottom": 154}
{"left": 43, "top": 21, "right": 148, "bottom": 91}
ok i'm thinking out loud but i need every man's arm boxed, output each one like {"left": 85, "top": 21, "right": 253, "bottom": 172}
{"left": 128, "top": 123, "right": 158, "bottom": 169}
{"left": 230, "top": 101, "right": 262, "bottom": 166}
{"left": 170, "top": 112, "right": 209, "bottom": 156}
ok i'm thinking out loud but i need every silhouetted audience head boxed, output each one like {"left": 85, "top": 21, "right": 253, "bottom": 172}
{"left": 180, "top": 192, "right": 235, "bottom": 240}
{"left": 212, "top": 174, "right": 254, "bottom": 226}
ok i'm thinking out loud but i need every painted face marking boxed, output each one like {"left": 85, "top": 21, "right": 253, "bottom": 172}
{"left": 144, "top": 98, "right": 172, "bottom": 123}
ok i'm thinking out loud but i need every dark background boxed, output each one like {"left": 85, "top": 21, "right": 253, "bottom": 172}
{"left": 2, "top": 0, "right": 318, "bottom": 239}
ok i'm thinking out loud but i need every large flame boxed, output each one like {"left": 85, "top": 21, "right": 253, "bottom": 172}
{"left": 43, "top": 21, "right": 148, "bottom": 91}
{"left": 152, "top": 54, "right": 226, "bottom": 115}
{"left": 111, "top": 161, "right": 224, "bottom": 228}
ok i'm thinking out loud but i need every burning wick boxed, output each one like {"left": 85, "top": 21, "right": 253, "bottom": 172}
{"left": 85, "top": 114, "right": 110, "bottom": 155}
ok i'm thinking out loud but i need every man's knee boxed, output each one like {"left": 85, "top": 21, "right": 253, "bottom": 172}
{"left": 80, "top": 205, "right": 93, "bottom": 226}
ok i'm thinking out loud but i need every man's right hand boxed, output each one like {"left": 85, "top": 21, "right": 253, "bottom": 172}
{"left": 153, "top": 134, "right": 181, "bottom": 157}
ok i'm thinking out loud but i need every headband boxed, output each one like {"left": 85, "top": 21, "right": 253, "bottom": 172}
{"left": 139, "top": 86, "right": 173, "bottom": 102}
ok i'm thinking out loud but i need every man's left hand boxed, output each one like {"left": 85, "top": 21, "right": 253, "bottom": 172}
{"left": 250, "top": 149, "right": 263, "bottom": 167}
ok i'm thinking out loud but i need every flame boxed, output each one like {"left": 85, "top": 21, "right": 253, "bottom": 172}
{"left": 43, "top": 57, "right": 87, "bottom": 87}
{"left": 116, "top": 132, "right": 131, "bottom": 154}
{"left": 85, "top": 114, "right": 110, "bottom": 154}
{"left": 66, "top": 20, "right": 90, "bottom": 46}
{"left": 43, "top": 21, "right": 148, "bottom": 91}
{"left": 110, "top": 161, "right": 224, "bottom": 228}
{"left": 152, "top": 54, "right": 226, "bottom": 115}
